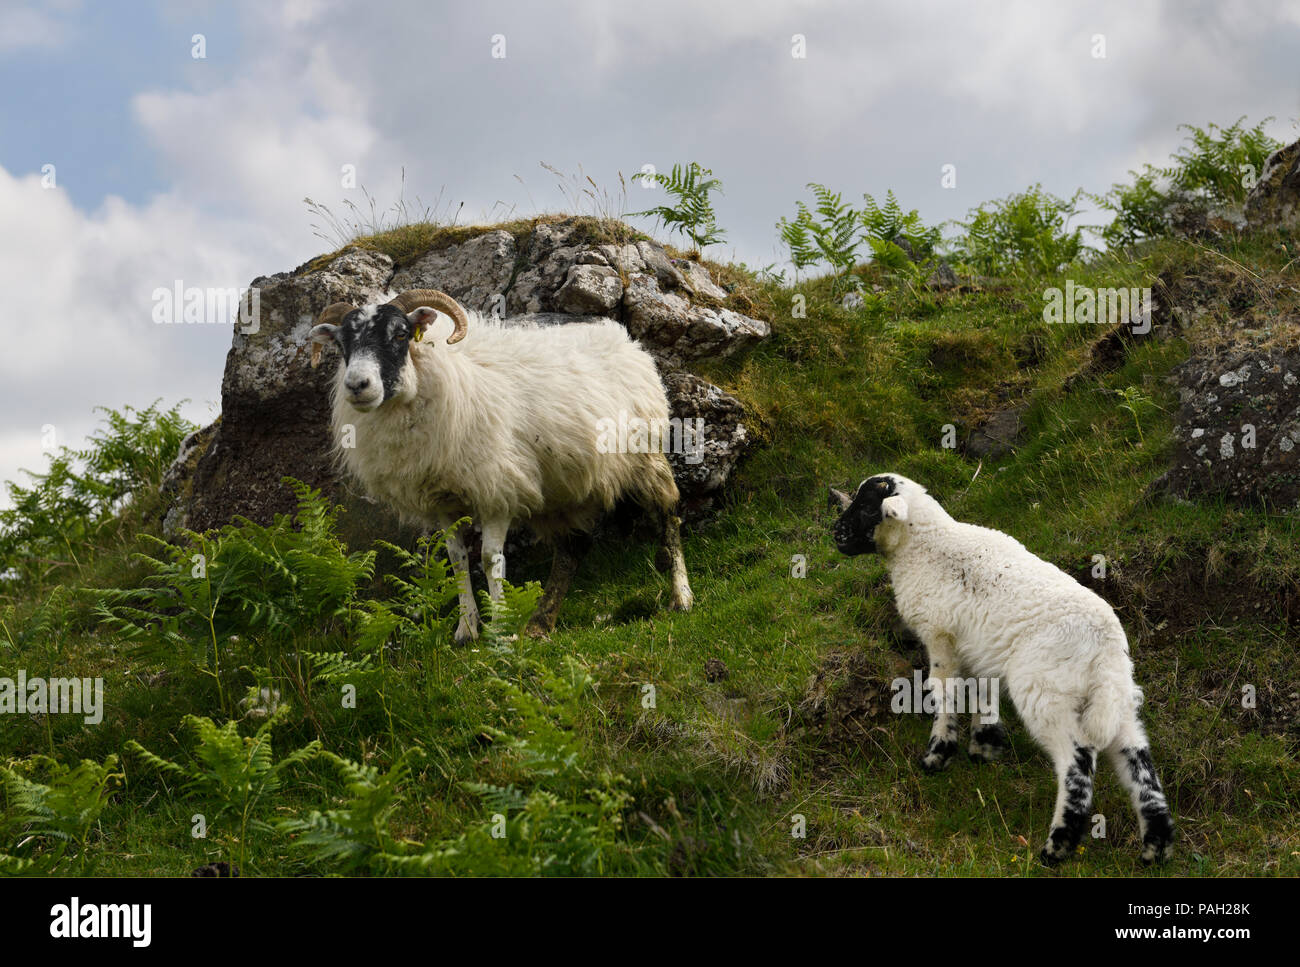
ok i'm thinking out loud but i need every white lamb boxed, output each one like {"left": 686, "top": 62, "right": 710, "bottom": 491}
{"left": 831, "top": 473, "right": 1174, "bottom": 864}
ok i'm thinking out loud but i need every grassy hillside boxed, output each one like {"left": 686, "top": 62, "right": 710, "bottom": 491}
{"left": 2, "top": 229, "right": 1297, "bottom": 876}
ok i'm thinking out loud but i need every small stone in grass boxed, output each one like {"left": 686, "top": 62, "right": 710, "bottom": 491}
{"left": 704, "top": 658, "right": 729, "bottom": 682}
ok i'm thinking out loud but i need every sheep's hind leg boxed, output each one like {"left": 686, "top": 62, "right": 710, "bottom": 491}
{"left": 440, "top": 517, "right": 481, "bottom": 646}
{"left": 919, "top": 632, "right": 960, "bottom": 772}
{"left": 968, "top": 702, "right": 1009, "bottom": 763}
{"left": 1040, "top": 741, "right": 1096, "bottom": 866}
{"left": 1106, "top": 736, "right": 1174, "bottom": 864}
{"left": 525, "top": 532, "right": 592, "bottom": 638}
{"left": 656, "top": 510, "right": 694, "bottom": 612}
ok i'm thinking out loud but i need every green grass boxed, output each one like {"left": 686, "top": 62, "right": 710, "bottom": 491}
{"left": 3, "top": 230, "right": 1298, "bottom": 876}
{"left": 299, "top": 213, "right": 650, "bottom": 275}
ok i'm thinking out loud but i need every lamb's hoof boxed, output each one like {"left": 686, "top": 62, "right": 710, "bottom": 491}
{"left": 1039, "top": 828, "right": 1078, "bottom": 866}
{"left": 1136, "top": 811, "right": 1175, "bottom": 864}
{"left": 1140, "top": 830, "right": 1174, "bottom": 864}
{"left": 967, "top": 743, "right": 1002, "bottom": 763}
{"left": 453, "top": 624, "right": 479, "bottom": 647}
{"left": 1140, "top": 843, "right": 1173, "bottom": 865}
{"left": 919, "top": 753, "right": 949, "bottom": 773}
{"left": 919, "top": 739, "right": 957, "bottom": 773}
{"left": 968, "top": 723, "right": 1009, "bottom": 763}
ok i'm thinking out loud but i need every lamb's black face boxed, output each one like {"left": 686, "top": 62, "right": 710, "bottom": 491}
{"left": 329, "top": 305, "right": 416, "bottom": 410}
{"left": 832, "top": 474, "right": 897, "bottom": 556}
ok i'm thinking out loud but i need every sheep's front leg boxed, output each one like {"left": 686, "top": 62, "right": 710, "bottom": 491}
{"left": 1041, "top": 741, "right": 1096, "bottom": 865}
{"left": 919, "top": 631, "right": 960, "bottom": 772}
{"left": 439, "top": 517, "right": 480, "bottom": 646}
{"left": 479, "top": 517, "right": 510, "bottom": 605}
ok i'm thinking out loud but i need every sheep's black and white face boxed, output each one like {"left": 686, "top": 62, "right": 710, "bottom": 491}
{"left": 832, "top": 473, "right": 914, "bottom": 555}
{"left": 312, "top": 305, "right": 419, "bottom": 411}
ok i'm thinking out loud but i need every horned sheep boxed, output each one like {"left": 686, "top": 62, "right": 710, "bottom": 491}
{"left": 309, "top": 289, "right": 694, "bottom": 641}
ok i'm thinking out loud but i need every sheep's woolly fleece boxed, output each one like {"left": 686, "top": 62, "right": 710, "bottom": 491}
{"left": 833, "top": 473, "right": 1173, "bottom": 864}
{"left": 329, "top": 311, "right": 680, "bottom": 536}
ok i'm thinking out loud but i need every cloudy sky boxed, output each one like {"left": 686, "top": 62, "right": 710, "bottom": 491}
{"left": 1, "top": 0, "right": 1297, "bottom": 500}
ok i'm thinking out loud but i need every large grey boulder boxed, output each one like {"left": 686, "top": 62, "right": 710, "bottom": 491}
{"left": 389, "top": 230, "right": 516, "bottom": 314}
{"left": 1156, "top": 345, "right": 1300, "bottom": 509}
{"left": 504, "top": 220, "right": 592, "bottom": 314}
{"left": 660, "top": 371, "right": 753, "bottom": 518}
{"left": 623, "top": 273, "right": 769, "bottom": 368}
{"left": 554, "top": 264, "right": 623, "bottom": 314}
{"left": 1245, "top": 138, "right": 1300, "bottom": 232}
{"left": 175, "top": 247, "right": 412, "bottom": 547}
{"left": 164, "top": 218, "right": 769, "bottom": 544}
{"left": 678, "top": 260, "right": 728, "bottom": 301}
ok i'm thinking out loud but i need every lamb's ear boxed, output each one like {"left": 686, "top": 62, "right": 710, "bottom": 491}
{"left": 828, "top": 487, "right": 852, "bottom": 513}
{"left": 406, "top": 307, "right": 440, "bottom": 342}
{"left": 309, "top": 324, "right": 340, "bottom": 368}
{"left": 880, "top": 494, "right": 908, "bottom": 521}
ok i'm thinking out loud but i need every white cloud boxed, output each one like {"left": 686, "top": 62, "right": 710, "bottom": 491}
{"left": 0, "top": 4, "right": 70, "bottom": 54}
{"left": 0, "top": 166, "right": 271, "bottom": 501}
{"left": 131, "top": 64, "right": 384, "bottom": 252}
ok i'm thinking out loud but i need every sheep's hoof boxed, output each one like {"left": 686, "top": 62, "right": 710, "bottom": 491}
{"left": 523, "top": 619, "right": 553, "bottom": 640}
{"left": 668, "top": 591, "right": 694, "bottom": 612}
{"left": 1039, "top": 827, "right": 1079, "bottom": 866}
{"left": 1136, "top": 811, "right": 1175, "bottom": 864}
{"left": 920, "top": 738, "right": 957, "bottom": 772}
{"left": 1038, "top": 844, "right": 1066, "bottom": 867}
{"left": 1140, "top": 829, "right": 1174, "bottom": 864}
{"left": 453, "top": 620, "right": 480, "bottom": 647}
{"left": 1140, "top": 843, "right": 1173, "bottom": 865}
{"left": 968, "top": 723, "right": 1009, "bottom": 763}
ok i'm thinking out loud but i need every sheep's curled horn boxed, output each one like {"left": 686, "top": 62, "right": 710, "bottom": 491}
{"left": 309, "top": 289, "right": 470, "bottom": 368}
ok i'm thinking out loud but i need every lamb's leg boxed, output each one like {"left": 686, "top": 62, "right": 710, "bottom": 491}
{"left": 919, "top": 631, "right": 960, "bottom": 772}
{"left": 968, "top": 698, "right": 1009, "bottom": 763}
{"left": 439, "top": 516, "right": 480, "bottom": 646}
{"left": 658, "top": 510, "right": 694, "bottom": 612}
{"left": 479, "top": 516, "right": 510, "bottom": 604}
{"left": 1040, "top": 740, "right": 1097, "bottom": 865}
{"left": 524, "top": 532, "right": 592, "bottom": 638}
{"left": 1106, "top": 730, "right": 1174, "bottom": 864}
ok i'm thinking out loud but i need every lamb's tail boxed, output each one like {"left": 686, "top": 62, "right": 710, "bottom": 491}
{"left": 1081, "top": 635, "right": 1141, "bottom": 749}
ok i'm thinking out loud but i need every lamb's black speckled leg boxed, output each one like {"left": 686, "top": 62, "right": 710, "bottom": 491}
{"left": 1109, "top": 744, "right": 1174, "bottom": 863}
{"left": 1040, "top": 743, "right": 1096, "bottom": 865}
{"left": 968, "top": 710, "right": 1009, "bottom": 763}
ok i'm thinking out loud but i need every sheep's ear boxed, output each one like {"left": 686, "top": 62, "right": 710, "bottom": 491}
{"left": 881, "top": 494, "right": 908, "bottom": 521}
{"left": 309, "top": 324, "right": 340, "bottom": 368}
{"left": 828, "top": 487, "right": 852, "bottom": 513}
{"left": 407, "top": 307, "right": 440, "bottom": 342}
